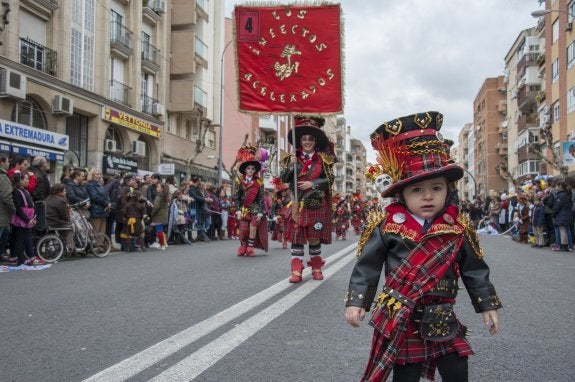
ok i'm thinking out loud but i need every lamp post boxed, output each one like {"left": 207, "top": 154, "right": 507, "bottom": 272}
{"left": 217, "top": 40, "right": 233, "bottom": 188}
{"left": 531, "top": 9, "right": 574, "bottom": 18}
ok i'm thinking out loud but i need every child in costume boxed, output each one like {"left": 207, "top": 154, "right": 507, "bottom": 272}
{"left": 280, "top": 116, "right": 336, "bottom": 283}
{"left": 121, "top": 191, "right": 146, "bottom": 252}
{"left": 345, "top": 111, "right": 501, "bottom": 382}
{"left": 334, "top": 195, "right": 351, "bottom": 240}
{"left": 234, "top": 145, "right": 268, "bottom": 257}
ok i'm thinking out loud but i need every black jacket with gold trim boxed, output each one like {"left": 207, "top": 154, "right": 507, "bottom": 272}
{"left": 345, "top": 203, "right": 502, "bottom": 313}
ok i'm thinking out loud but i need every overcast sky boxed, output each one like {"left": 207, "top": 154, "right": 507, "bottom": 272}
{"left": 224, "top": 0, "right": 544, "bottom": 160}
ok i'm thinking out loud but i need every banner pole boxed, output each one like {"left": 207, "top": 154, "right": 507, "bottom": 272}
{"left": 290, "top": 113, "right": 298, "bottom": 205}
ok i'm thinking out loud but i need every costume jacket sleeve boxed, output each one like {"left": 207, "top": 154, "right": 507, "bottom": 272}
{"left": 457, "top": 226, "right": 503, "bottom": 312}
{"left": 345, "top": 225, "right": 386, "bottom": 310}
{"left": 234, "top": 179, "right": 244, "bottom": 208}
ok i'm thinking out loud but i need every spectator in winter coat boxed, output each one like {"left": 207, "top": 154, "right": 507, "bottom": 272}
{"left": 551, "top": 180, "right": 574, "bottom": 251}
{"left": 85, "top": 168, "right": 111, "bottom": 236}
{"left": 531, "top": 196, "right": 546, "bottom": 248}
{"left": 66, "top": 170, "right": 91, "bottom": 214}
{"left": 0, "top": 154, "right": 15, "bottom": 262}
{"left": 29, "top": 156, "right": 51, "bottom": 233}
{"left": 104, "top": 174, "right": 121, "bottom": 240}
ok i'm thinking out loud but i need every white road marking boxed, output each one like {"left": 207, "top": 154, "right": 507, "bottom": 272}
{"left": 82, "top": 243, "right": 357, "bottom": 382}
{"left": 150, "top": 251, "right": 356, "bottom": 381}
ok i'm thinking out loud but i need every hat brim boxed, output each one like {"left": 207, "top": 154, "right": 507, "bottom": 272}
{"left": 287, "top": 126, "right": 329, "bottom": 151}
{"left": 239, "top": 160, "right": 261, "bottom": 174}
{"left": 382, "top": 164, "right": 464, "bottom": 198}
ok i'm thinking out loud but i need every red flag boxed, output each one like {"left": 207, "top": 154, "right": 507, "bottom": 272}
{"left": 234, "top": 4, "right": 343, "bottom": 114}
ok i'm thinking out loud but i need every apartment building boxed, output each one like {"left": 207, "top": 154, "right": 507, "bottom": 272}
{"left": 503, "top": 27, "right": 543, "bottom": 187}
{"left": 472, "top": 76, "right": 507, "bottom": 197}
{"left": 457, "top": 123, "right": 473, "bottom": 201}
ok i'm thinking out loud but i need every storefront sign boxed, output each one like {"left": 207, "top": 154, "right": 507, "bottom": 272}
{"left": 0, "top": 118, "right": 69, "bottom": 150}
{"left": 0, "top": 140, "right": 10, "bottom": 153}
{"left": 103, "top": 154, "right": 139, "bottom": 175}
{"left": 11, "top": 143, "right": 64, "bottom": 161}
{"left": 157, "top": 163, "right": 175, "bottom": 175}
{"left": 102, "top": 107, "right": 162, "bottom": 138}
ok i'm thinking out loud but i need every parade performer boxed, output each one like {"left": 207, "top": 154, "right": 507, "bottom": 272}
{"left": 281, "top": 116, "right": 336, "bottom": 283}
{"left": 334, "top": 195, "right": 350, "bottom": 240}
{"left": 234, "top": 145, "right": 268, "bottom": 257}
{"left": 344, "top": 111, "right": 501, "bottom": 381}
{"left": 270, "top": 177, "right": 292, "bottom": 249}
{"left": 350, "top": 192, "right": 365, "bottom": 235}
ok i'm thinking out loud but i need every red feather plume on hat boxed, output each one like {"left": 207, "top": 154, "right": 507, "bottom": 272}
{"left": 271, "top": 176, "right": 289, "bottom": 192}
{"left": 236, "top": 145, "right": 257, "bottom": 162}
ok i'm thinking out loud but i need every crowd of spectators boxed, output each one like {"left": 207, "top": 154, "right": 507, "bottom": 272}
{"left": 461, "top": 177, "right": 575, "bottom": 252}
{"left": 0, "top": 154, "right": 244, "bottom": 266}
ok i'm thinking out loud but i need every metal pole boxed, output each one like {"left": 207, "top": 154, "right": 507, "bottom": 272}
{"left": 290, "top": 114, "right": 297, "bottom": 203}
{"left": 218, "top": 40, "right": 233, "bottom": 188}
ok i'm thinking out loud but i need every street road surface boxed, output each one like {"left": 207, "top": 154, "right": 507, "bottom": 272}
{"left": 1, "top": 234, "right": 574, "bottom": 381}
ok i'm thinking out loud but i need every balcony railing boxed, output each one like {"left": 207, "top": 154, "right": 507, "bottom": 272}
{"left": 109, "top": 80, "right": 131, "bottom": 106}
{"left": 196, "top": 0, "right": 208, "bottom": 19}
{"left": 517, "top": 85, "right": 540, "bottom": 111}
{"left": 28, "top": 0, "right": 59, "bottom": 11}
{"left": 141, "top": 93, "right": 158, "bottom": 115}
{"left": 195, "top": 36, "right": 208, "bottom": 67}
{"left": 194, "top": 85, "right": 207, "bottom": 114}
{"left": 110, "top": 20, "right": 134, "bottom": 58}
{"left": 20, "top": 38, "right": 57, "bottom": 75}
{"left": 141, "top": 42, "right": 160, "bottom": 73}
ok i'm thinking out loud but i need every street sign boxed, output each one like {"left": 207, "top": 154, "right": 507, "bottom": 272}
{"left": 158, "top": 163, "right": 175, "bottom": 175}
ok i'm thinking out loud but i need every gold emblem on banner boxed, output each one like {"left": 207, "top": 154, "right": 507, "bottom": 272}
{"left": 274, "top": 44, "right": 302, "bottom": 80}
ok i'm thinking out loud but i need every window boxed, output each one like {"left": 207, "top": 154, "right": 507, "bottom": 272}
{"left": 568, "top": 41, "right": 575, "bottom": 69}
{"left": 569, "top": 87, "right": 575, "bottom": 113}
{"left": 206, "top": 130, "right": 215, "bottom": 149}
{"left": 552, "top": 58, "right": 559, "bottom": 82}
{"left": 553, "top": 19, "right": 560, "bottom": 43}
{"left": 12, "top": 98, "right": 46, "bottom": 129}
{"left": 553, "top": 101, "right": 560, "bottom": 122}
{"left": 71, "top": 0, "right": 95, "bottom": 90}
{"left": 519, "top": 160, "right": 540, "bottom": 176}
{"left": 570, "top": 1, "right": 575, "bottom": 22}
{"left": 105, "top": 127, "right": 123, "bottom": 152}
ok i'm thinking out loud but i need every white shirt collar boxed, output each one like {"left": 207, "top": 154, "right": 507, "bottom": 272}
{"left": 409, "top": 212, "right": 428, "bottom": 228}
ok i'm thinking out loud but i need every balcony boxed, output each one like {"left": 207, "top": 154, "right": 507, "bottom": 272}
{"left": 497, "top": 100, "right": 507, "bottom": 114}
{"left": 22, "top": 0, "right": 58, "bottom": 13}
{"left": 141, "top": 93, "right": 158, "bottom": 115}
{"left": 110, "top": 80, "right": 131, "bottom": 107}
{"left": 516, "top": 52, "right": 539, "bottom": 76}
{"left": 517, "top": 144, "right": 539, "bottom": 163}
{"left": 196, "top": 0, "right": 209, "bottom": 21}
{"left": 141, "top": 42, "right": 160, "bottom": 73}
{"left": 19, "top": 38, "right": 57, "bottom": 76}
{"left": 143, "top": 0, "right": 164, "bottom": 24}
{"left": 517, "top": 114, "right": 539, "bottom": 131}
{"left": 517, "top": 84, "right": 540, "bottom": 111}
{"left": 536, "top": 52, "right": 545, "bottom": 67}
{"left": 259, "top": 115, "right": 276, "bottom": 132}
{"left": 195, "top": 36, "right": 208, "bottom": 68}
{"left": 110, "top": 20, "right": 134, "bottom": 59}
{"left": 496, "top": 142, "right": 508, "bottom": 156}
{"left": 535, "top": 90, "right": 546, "bottom": 104}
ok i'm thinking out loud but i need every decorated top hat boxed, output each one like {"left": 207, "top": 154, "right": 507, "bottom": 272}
{"left": 236, "top": 145, "right": 261, "bottom": 175}
{"left": 370, "top": 111, "right": 463, "bottom": 198}
{"left": 287, "top": 116, "right": 330, "bottom": 151}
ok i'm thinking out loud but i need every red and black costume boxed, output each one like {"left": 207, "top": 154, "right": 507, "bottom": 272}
{"left": 351, "top": 199, "right": 365, "bottom": 235}
{"left": 234, "top": 173, "right": 268, "bottom": 256}
{"left": 334, "top": 199, "right": 350, "bottom": 240}
{"left": 271, "top": 183, "right": 292, "bottom": 249}
{"left": 346, "top": 204, "right": 501, "bottom": 381}
{"left": 281, "top": 116, "right": 336, "bottom": 283}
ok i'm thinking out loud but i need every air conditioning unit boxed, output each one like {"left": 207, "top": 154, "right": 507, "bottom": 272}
{"left": 0, "top": 68, "right": 26, "bottom": 99}
{"left": 105, "top": 139, "right": 117, "bottom": 152}
{"left": 566, "top": 22, "right": 573, "bottom": 31}
{"left": 53, "top": 95, "right": 74, "bottom": 115}
{"left": 150, "top": 0, "right": 166, "bottom": 13}
{"left": 132, "top": 140, "right": 146, "bottom": 156}
{"left": 152, "top": 102, "right": 164, "bottom": 116}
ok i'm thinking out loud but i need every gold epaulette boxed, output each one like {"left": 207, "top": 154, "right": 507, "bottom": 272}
{"left": 458, "top": 213, "right": 485, "bottom": 259}
{"left": 257, "top": 178, "right": 264, "bottom": 186}
{"left": 356, "top": 210, "right": 387, "bottom": 258}
{"left": 319, "top": 152, "right": 335, "bottom": 165}
{"left": 234, "top": 176, "right": 241, "bottom": 185}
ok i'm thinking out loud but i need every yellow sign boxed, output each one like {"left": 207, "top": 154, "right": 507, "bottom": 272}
{"left": 102, "top": 107, "right": 162, "bottom": 138}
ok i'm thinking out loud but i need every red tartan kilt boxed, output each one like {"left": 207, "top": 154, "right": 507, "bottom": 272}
{"left": 282, "top": 218, "right": 294, "bottom": 242}
{"left": 335, "top": 220, "right": 349, "bottom": 234}
{"left": 291, "top": 200, "right": 333, "bottom": 244}
{"left": 393, "top": 320, "right": 473, "bottom": 365}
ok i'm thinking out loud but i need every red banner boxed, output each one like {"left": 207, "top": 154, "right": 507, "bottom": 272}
{"left": 234, "top": 4, "right": 343, "bottom": 114}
